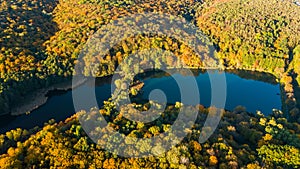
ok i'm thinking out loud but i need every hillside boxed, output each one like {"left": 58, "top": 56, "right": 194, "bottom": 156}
{"left": 0, "top": 0, "right": 300, "bottom": 168}
{"left": 196, "top": 0, "right": 300, "bottom": 118}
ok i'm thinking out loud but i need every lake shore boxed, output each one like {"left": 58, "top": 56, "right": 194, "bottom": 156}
{"left": 10, "top": 78, "right": 87, "bottom": 116}
{"left": 6, "top": 66, "right": 283, "bottom": 117}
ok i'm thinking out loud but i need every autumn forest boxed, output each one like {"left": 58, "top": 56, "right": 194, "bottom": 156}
{"left": 0, "top": 0, "right": 300, "bottom": 168}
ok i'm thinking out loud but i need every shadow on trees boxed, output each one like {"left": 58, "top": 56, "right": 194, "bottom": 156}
{"left": 0, "top": 0, "right": 64, "bottom": 115}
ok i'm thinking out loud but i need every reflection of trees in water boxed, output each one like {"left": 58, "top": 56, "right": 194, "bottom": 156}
{"left": 133, "top": 68, "right": 278, "bottom": 85}
{"left": 134, "top": 69, "right": 206, "bottom": 80}
{"left": 93, "top": 76, "right": 114, "bottom": 87}
{"left": 226, "top": 69, "right": 278, "bottom": 85}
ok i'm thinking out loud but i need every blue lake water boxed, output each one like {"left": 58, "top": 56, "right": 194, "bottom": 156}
{"left": 0, "top": 70, "right": 282, "bottom": 133}
{"left": 141, "top": 70, "right": 281, "bottom": 113}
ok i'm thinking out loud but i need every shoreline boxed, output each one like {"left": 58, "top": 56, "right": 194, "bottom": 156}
{"left": 6, "top": 66, "right": 285, "bottom": 117}
{"left": 10, "top": 77, "right": 87, "bottom": 116}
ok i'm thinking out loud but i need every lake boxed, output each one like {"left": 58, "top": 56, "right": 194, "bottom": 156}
{"left": 0, "top": 69, "right": 282, "bottom": 134}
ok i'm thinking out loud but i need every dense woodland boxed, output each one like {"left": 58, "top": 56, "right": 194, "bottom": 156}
{"left": 197, "top": 0, "right": 300, "bottom": 75}
{"left": 0, "top": 102, "right": 299, "bottom": 168}
{"left": 196, "top": 0, "right": 300, "bottom": 116}
{"left": 0, "top": 0, "right": 299, "bottom": 114}
{"left": 0, "top": 0, "right": 300, "bottom": 168}
{"left": 0, "top": 0, "right": 203, "bottom": 114}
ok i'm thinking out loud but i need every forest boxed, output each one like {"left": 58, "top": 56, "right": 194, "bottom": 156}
{"left": 0, "top": 0, "right": 300, "bottom": 168}
{"left": 0, "top": 0, "right": 299, "bottom": 116}
{"left": 0, "top": 101, "right": 299, "bottom": 168}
